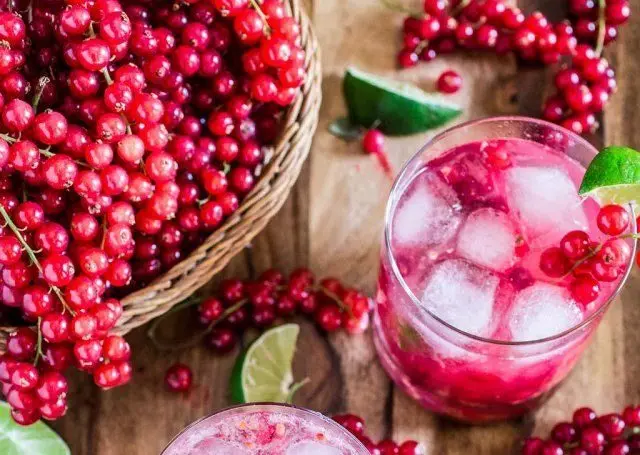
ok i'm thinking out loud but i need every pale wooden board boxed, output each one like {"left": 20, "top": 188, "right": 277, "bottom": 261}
{"left": 51, "top": 0, "right": 640, "bottom": 453}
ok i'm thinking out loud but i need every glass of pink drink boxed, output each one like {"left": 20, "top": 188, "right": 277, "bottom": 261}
{"left": 373, "top": 117, "right": 636, "bottom": 423}
{"left": 162, "top": 403, "right": 369, "bottom": 454}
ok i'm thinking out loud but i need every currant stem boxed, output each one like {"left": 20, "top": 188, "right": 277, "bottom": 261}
{"left": 285, "top": 377, "right": 310, "bottom": 404}
{"left": 0, "top": 133, "right": 89, "bottom": 166}
{"left": 100, "top": 218, "right": 107, "bottom": 249}
{"left": 32, "top": 76, "right": 50, "bottom": 112}
{"left": 26, "top": 0, "right": 33, "bottom": 23}
{"left": 101, "top": 68, "right": 114, "bottom": 86}
{"left": 248, "top": 0, "right": 272, "bottom": 35}
{"left": 451, "top": 0, "right": 472, "bottom": 16}
{"left": 88, "top": 23, "right": 116, "bottom": 88}
{"left": 318, "top": 285, "right": 354, "bottom": 318}
{"left": 414, "top": 40, "right": 428, "bottom": 55}
{"left": 147, "top": 298, "right": 247, "bottom": 351}
{"left": 379, "top": 0, "right": 421, "bottom": 16}
{"left": 595, "top": 0, "right": 607, "bottom": 56}
{"left": 34, "top": 317, "right": 43, "bottom": 366}
{"left": 0, "top": 206, "right": 75, "bottom": 315}
{"left": 562, "top": 232, "right": 640, "bottom": 278}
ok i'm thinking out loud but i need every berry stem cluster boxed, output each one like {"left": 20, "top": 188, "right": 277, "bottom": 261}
{"left": 0, "top": 206, "right": 71, "bottom": 313}
{"left": 540, "top": 204, "right": 633, "bottom": 306}
{"left": 523, "top": 405, "right": 640, "bottom": 454}
{"left": 390, "top": 0, "right": 631, "bottom": 135}
{"left": 149, "top": 268, "right": 372, "bottom": 355}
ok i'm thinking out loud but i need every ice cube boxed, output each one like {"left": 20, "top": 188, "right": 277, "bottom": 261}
{"left": 189, "top": 439, "right": 249, "bottom": 455}
{"left": 420, "top": 259, "right": 499, "bottom": 337}
{"left": 504, "top": 166, "right": 588, "bottom": 242}
{"left": 508, "top": 283, "right": 583, "bottom": 342}
{"left": 392, "top": 170, "right": 462, "bottom": 247}
{"left": 286, "top": 441, "right": 342, "bottom": 455}
{"left": 457, "top": 208, "right": 517, "bottom": 271}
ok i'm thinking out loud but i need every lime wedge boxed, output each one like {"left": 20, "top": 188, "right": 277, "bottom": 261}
{"left": 230, "top": 324, "right": 300, "bottom": 404}
{"left": 0, "top": 402, "right": 70, "bottom": 455}
{"left": 343, "top": 67, "right": 462, "bottom": 136}
{"left": 579, "top": 146, "right": 640, "bottom": 205}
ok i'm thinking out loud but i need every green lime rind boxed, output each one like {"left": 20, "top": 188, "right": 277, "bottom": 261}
{"left": 230, "top": 350, "right": 246, "bottom": 404}
{"left": 0, "top": 402, "right": 70, "bottom": 455}
{"left": 229, "top": 324, "right": 300, "bottom": 404}
{"left": 579, "top": 146, "right": 640, "bottom": 205}
{"left": 343, "top": 67, "right": 462, "bottom": 136}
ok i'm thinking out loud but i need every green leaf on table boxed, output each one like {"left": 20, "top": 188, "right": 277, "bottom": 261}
{"left": 0, "top": 402, "right": 70, "bottom": 455}
{"left": 328, "top": 117, "right": 363, "bottom": 142}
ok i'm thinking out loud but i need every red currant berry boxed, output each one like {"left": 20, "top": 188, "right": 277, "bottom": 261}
{"left": 597, "top": 204, "right": 630, "bottom": 235}
{"left": 362, "top": 129, "right": 384, "bottom": 155}
{"left": 560, "top": 230, "right": 591, "bottom": 260}
{"left": 570, "top": 275, "right": 600, "bottom": 305}
{"left": 540, "top": 247, "right": 570, "bottom": 278}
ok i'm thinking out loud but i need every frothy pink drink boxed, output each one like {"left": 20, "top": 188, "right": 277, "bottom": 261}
{"left": 373, "top": 117, "right": 635, "bottom": 422}
{"left": 162, "top": 404, "right": 369, "bottom": 455}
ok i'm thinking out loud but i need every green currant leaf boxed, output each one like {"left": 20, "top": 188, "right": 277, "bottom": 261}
{"left": 328, "top": 117, "right": 362, "bottom": 142}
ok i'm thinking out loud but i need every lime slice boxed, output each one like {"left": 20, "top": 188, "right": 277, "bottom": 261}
{"left": 0, "top": 402, "right": 70, "bottom": 455}
{"left": 230, "top": 324, "right": 300, "bottom": 404}
{"left": 343, "top": 67, "right": 462, "bottom": 136}
{"left": 579, "top": 146, "right": 640, "bottom": 205}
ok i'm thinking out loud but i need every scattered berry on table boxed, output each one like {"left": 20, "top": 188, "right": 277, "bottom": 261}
{"left": 436, "top": 70, "right": 462, "bottom": 94}
{"left": 362, "top": 129, "right": 385, "bottom": 156}
{"left": 165, "top": 363, "right": 193, "bottom": 393}
{"left": 361, "top": 129, "right": 393, "bottom": 180}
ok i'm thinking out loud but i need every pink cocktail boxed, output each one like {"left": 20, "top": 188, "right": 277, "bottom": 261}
{"left": 162, "top": 403, "right": 369, "bottom": 454}
{"left": 372, "top": 117, "right": 636, "bottom": 422}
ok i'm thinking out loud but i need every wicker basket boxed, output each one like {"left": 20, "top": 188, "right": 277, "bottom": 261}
{"left": 0, "top": 0, "right": 321, "bottom": 351}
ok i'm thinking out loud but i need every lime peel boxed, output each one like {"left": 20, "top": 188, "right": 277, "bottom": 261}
{"left": 579, "top": 146, "right": 640, "bottom": 205}
{"left": 230, "top": 324, "right": 302, "bottom": 404}
{"left": 343, "top": 67, "right": 462, "bottom": 136}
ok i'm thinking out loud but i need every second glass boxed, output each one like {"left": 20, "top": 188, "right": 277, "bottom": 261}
{"left": 162, "top": 403, "right": 369, "bottom": 454}
{"left": 372, "top": 117, "right": 636, "bottom": 422}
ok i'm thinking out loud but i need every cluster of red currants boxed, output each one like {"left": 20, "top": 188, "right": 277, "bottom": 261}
{"left": 539, "top": 204, "right": 632, "bottom": 306}
{"left": 0, "top": 0, "right": 305, "bottom": 425}
{"left": 153, "top": 268, "right": 371, "bottom": 364}
{"left": 196, "top": 268, "right": 371, "bottom": 353}
{"left": 333, "top": 413, "right": 425, "bottom": 455}
{"left": 393, "top": 0, "right": 631, "bottom": 135}
{"left": 522, "top": 405, "right": 640, "bottom": 455}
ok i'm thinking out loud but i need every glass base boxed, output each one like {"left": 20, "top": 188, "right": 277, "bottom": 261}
{"left": 371, "top": 311, "right": 556, "bottom": 423}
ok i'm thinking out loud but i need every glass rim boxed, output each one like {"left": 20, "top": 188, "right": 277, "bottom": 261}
{"left": 383, "top": 115, "right": 638, "bottom": 347}
{"left": 161, "top": 402, "right": 369, "bottom": 454}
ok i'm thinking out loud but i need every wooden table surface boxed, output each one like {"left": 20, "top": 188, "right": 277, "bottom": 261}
{"left": 50, "top": 1, "right": 640, "bottom": 453}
